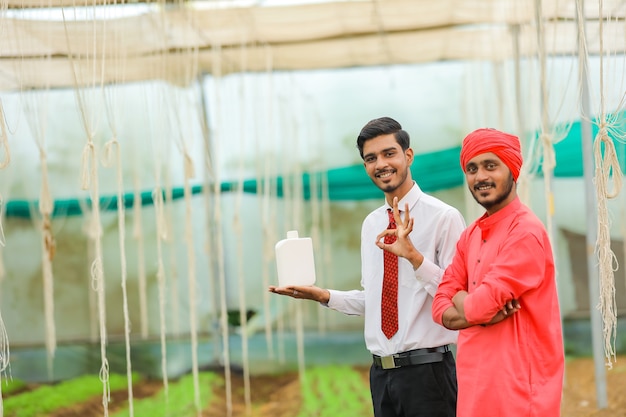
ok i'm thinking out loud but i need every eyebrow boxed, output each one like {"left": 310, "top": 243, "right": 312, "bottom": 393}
{"left": 465, "top": 158, "right": 500, "bottom": 170}
{"left": 364, "top": 146, "right": 398, "bottom": 158}
{"left": 468, "top": 158, "right": 499, "bottom": 165}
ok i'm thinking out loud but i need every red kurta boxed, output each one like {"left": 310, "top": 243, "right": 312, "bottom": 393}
{"left": 432, "top": 197, "right": 564, "bottom": 417}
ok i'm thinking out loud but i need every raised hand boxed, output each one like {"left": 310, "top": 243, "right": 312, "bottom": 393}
{"left": 375, "top": 197, "right": 424, "bottom": 268}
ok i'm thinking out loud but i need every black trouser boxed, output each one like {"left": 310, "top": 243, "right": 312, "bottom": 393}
{"left": 369, "top": 351, "right": 457, "bottom": 417}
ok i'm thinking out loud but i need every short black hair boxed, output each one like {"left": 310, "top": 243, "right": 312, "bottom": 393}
{"left": 356, "top": 117, "right": 410, "bottom": 159}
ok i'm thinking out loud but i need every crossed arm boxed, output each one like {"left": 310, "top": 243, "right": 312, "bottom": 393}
{"left": 441, "top": 290, "right": 521, "bottom": 330}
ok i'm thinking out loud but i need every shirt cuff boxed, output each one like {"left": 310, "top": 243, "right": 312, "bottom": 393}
{"left": 324, "top": 289, "right": 340, "bottom": 308}
{"left": 414, "top": 258, "right": 442, "bottom": 285}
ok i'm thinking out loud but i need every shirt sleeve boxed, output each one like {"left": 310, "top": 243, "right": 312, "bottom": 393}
{"left": 415, "top": 258, "right": 444, "bottom": 296}
{"left": 325, "top": 289, "right": 366, "bottom": 316}
{"left": 417, "top": 208, "right": 466, "bottom": 297}
{"left": 463, "top": 226, "right": 547, "bottom": 325}
{"left": 432, "top": 232, "right": 469, "bottom": 325}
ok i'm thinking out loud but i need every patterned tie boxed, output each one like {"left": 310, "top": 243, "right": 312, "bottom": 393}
{"left": 381, "top": 208, "right": 398, "bottom": 339}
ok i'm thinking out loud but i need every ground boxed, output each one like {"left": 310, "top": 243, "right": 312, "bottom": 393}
{"left": 560, "top": 356, "right": 626, "bottom": 417}
{"left": 44, "top": 356, "right": 626, "bottom": 416}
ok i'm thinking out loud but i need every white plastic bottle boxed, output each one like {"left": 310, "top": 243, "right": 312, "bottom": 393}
{"left": 275, "top": 230, "right": 316, "bottom": 287}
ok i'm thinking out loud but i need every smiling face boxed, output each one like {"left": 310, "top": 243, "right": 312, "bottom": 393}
{"left": 464, "top": 152, "right": 516, "bottom": 214}
{"left": 362, "top": 133, "right": 414, "bottom": 202}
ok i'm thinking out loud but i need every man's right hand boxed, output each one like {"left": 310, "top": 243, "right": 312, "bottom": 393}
{"left": 268, "top": 285, "right": 331, "bottom": 304}
{"left": 486, "top": 299, "right": 521, "bottom": 325}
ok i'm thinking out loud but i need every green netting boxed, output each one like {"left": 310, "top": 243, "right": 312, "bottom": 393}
{"left": 4, "top": 113, "right": 626, "bottom": 219}
{"left": 226, "top": 146, "right": 465, "bottom": 201}
{"left": 4, "top": 186, "right": 203, "bottom": 219}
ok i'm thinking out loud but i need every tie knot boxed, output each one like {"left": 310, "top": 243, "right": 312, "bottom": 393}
{"left": 387, "top": 208, "right": 397, "bottom": 229}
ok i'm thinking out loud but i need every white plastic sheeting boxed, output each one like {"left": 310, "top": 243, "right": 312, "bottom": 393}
{"left": 1, "top": 0, "right": 625, "bottom": 90}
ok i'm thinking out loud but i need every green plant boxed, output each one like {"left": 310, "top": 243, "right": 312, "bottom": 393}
{"left": 111, "top": 372, "right": 222, "bottom": 417}
{"left": 1, "top": 378, "right": 28, "bottom": 397}
{"left": 297, "top": 365, "right": 372, "bottom": 417}
{"left": 3, "top": 373, "right": 138, "bottom": 417}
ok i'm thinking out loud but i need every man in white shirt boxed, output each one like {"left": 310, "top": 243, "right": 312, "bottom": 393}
{"left": 269, "top": 117, "right": 465, "bottom": 417}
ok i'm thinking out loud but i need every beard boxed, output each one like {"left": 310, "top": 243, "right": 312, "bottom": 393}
{"left": 470, "top": 173, "right": 515, "bottom": 211}
{"left": 375, "top": 167, "right": 409, "bottom": 193}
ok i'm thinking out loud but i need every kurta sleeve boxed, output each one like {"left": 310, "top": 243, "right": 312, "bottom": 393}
{"left": 463, "top": 225, "right": 547, "bottom": 324}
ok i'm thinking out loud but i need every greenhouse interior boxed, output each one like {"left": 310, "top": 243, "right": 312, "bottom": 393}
{"left": 0, "top": 0, "right": 625, "bottom": 416}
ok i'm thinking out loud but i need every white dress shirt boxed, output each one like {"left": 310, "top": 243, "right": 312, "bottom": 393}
{"left": 326, "top": 182, "right": 465, "bottom": 356}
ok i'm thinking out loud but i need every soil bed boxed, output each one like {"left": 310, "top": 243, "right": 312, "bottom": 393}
{"left": 25, "top": 356, "right": 626, "bottom": 417}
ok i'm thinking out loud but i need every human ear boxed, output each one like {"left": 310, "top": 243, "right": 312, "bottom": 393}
{"left": 405, "top": 148, "right": 414, "bottom": 164}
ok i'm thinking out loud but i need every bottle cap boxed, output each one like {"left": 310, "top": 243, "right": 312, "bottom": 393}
{"left": 287, "top": 230, "right": 299, "bottom": 239}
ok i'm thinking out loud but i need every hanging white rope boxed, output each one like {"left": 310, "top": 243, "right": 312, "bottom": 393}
{"left": 0, "top": 102, "right": 9, "bottom": 171}
{"left": 319, "top": 154, "right": 333, "bottom": 332}
{"left": 102, "top": 138, "right": 135, "bottom": 417}
{"left": 540, "top": 132, "right": 557, "bottom": 243}
{"left": 81, "top": 142, "right": 111, "bottom": 416}
{"left": 232, "top": 146, "right": 252, "bottom": 414}
{"left": 195, "top": 79, "right": 215, "bottom": 352}
{"left": 0, "top": 44, "right": 10, "bottom": 416}
{"left": 292, "top": 126, "right": 307, "bottom": 388}
{"left": 279, "top": 84, "right": 308, "bottom": 385}
{"left": 145, "top": 78, "right": 176, "bottom": 397}
{"left": 0, "top": 101, "right": 9, "bottom": 252}
{"left": 152, "top": 185, "right": 170, "bottom": 398}
{"left": 169, "top": 90, "right": 202, "bottom": 416}
{"left": 16, "top": 1, "right": 58, "bottom": 372}
{"left": 22, "top": 91, "right": 57, "bottom": 377}
{"left": 180, "top": 125, "right": 202, "bottom": 415}
{"left": 214, "top": 179, "right": 232, "bottom": 416}
{"left": 592, "top": 0, "right": 622, "bottom": 370}
{"left": 207, "top": 40, "right": 235, "bottom": 416}
{"left": 164, "top": 173, "right": 181, "bottom": 336}
{"left": 308, "top": 103, "right": 327, "bottom": 336}
{"left": 131, "top": 180, "right": 149, "bottom": 339}
{"left": 273, "top": 98, "right": 290, "bottom": 366}
{"left": 39, "top": 205, "right": 56, "bottom": 379}
{"left": 593, "top": 124, "right": 621, "bottom": 369}
{"left": 511, "top": 22, "right": 535, "bottom": 207}
{"left": 156, "top": 1, "right": 204, "bottom": 411}
{"left": 533, "top": 0, "right": 558, "bottom": 246}
{"left": 233, "top": 41, "right": 252, "bottom": 416}
{"left": 100, "top": 1, "right": 135, "bottom": 408}
{"left": 77, "top": 201, "right": 99, "bottom": 343}
{"left": 258, "top": 45, "right": 278, "bottom": 362}
{"left": 0, "top": 310, "right": 10, "bottom": 417}
{"left": 62, "top": 6, "right": 111, "bottom": 413}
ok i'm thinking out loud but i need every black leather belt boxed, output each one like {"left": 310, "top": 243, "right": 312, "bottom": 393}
{"left": 372, "top": 345, "right": 450, "bottom": 369}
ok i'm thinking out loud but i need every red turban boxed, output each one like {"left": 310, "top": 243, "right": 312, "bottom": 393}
{"left": 460, "top": 128, "right": 523, "bottom": 181}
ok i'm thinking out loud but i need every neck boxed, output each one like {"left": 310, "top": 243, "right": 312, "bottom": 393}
{"left": 385, "top": 180, "right": 414, "bottom": 206}
{"left": 485, "top": 189, "right": 517, "bottom": 215}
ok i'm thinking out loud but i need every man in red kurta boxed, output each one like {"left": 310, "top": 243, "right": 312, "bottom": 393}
{"left": 432, "top": 128, "right": 564, "bottom": 417}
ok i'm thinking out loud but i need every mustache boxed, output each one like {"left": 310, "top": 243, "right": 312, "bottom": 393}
{"left": 376, "top": 169, "right": 395, "bottom": 176}
{"left": 474, "top": 182, "right": 495, "bottom": 190}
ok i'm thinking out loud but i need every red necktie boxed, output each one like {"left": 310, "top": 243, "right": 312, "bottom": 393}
{"left": 381, "top": 209, "right": 398, "bottom": 339}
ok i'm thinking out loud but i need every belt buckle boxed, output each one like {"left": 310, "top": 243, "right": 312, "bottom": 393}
{"left": 381, "top": 355, "right": 398, "bottom": 369}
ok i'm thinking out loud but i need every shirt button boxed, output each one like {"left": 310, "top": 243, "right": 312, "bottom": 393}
{"left": 477, "top": 259, "right": 481, "bottom": 263}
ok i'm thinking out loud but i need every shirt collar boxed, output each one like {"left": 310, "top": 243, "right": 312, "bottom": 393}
{"left": 383, "top": 181, "right": 421, "bottom": 212}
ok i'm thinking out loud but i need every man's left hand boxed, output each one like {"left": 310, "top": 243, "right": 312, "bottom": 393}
{"left": 375, "top": 197, "right": 424, "bottom": 268}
